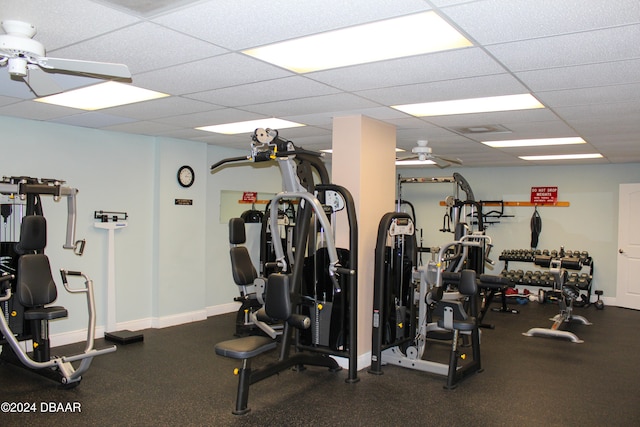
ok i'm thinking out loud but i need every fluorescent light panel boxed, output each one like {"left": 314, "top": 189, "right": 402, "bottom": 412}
{"left": 395, "top": 159, "right": 436, "bottom": 166}
{"left": 243, "top": 11, "right": 472, "bottom": 73}
{"left": 519, "top": 153, "right": 603, "bottom": 161}
{"left": 392, "top": 94, "right": 544, "bottom": 117}
{"left": 482, "top": 137, "right": 586, "bottom": 148}
{"left": 196, "top": 118, "right": 305, "bottom": 134}
{"left": 35, "top": 81, "right": 169, "bottom": 110}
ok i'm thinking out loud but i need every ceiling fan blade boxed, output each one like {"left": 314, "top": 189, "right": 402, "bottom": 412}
{"left": 23, "top": 65, "right": 63, "bottom": 96}
{"left": 396, "top": 154, "right": 419, "bottom": 161}
{"left": 431, "top": 156, "right": 451, "bottom": 169}
{"left": 434, "top": 155, "right": 463, "bottom": 166}
{"left": 37, "top": 57, "right": 132, "bottom": 79}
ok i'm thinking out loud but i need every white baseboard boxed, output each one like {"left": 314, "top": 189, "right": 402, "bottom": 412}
{"left": 206, "top": 301, "right": 240, "bottom": 317}
{"left": 333, "top": 350, "right": 372, "bottom": 371}
{"left": 151, "top": 309, "right": 207, "bottom": 329}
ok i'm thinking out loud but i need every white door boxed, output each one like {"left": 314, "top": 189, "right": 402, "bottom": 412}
{"left": 617, "top": 183, "right": 640, "bottom": 310}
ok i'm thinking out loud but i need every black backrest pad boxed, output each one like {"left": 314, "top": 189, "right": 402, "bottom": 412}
{"left": 15, "top": 215, "right": 47, "bottom": 253}
{"left": 458, "top": 269, "right": 477, "bottom": 296}
{"left": 229, "top": 218, "right": 247, "bottom": 245}
{"left": 17, "top": 254, "right": 57, "bottom": 307}
{"left": 265, "top": 273, "right": 291, "bottom": 321}
{"left": 229, "top": 246, "right": 257, "bottom": 286}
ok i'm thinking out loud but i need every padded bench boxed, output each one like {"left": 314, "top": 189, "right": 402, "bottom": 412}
{"left": 215, "top": 335, "right": 276, "bottom": 360}
{"left": 215, "top": 335, "right": 277, "bottom": 415}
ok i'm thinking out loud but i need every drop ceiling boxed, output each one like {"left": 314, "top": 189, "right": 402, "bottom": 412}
{"left": 1, "top": 0, "right": 639, "bottom": 167}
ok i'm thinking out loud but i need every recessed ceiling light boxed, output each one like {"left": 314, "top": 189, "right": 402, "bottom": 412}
{"left": 483, "top": 137, "right": 586, "bottom": 148}
{"left": 392, "top": 94, "right": 544, "bottom": 117}
{"left": 395, "top": 159, "right": 436, "bottom": 166}
{"left": 196, "top": 118, "right": 305, "bottom": 134}
{"left": 519, "top": 153, "right": 603, "bottom": 161}
{"left": 34, "top": 81, "right": 169, "bottom": 110}
{"left": 243, "top": 11, "right": 472, "bottom": 73}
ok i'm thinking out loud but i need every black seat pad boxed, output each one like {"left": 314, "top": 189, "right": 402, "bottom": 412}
{"left": 438, "top": 316, "right": 477, "bottom": 331}
{"left": 24, "top": 306, "right": 68, "bottom": 321}
{"left": 215, "top": 335, "right": 276, "bottom": 359}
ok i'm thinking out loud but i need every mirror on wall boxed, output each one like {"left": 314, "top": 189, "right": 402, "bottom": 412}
{"left": 219, "top": 190, "right": 276, "bottom": 224}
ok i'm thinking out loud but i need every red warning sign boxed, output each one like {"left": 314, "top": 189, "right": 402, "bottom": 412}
{"left": 530, "top": 186, "right": 558, "bottom": 205}
{"left": 242, "top": 191, "right": 257, "bottom": 202}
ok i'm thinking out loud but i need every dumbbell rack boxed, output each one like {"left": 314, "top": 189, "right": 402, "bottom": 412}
{"left": 499, "top": 248, "right": 594, "bottom": 305}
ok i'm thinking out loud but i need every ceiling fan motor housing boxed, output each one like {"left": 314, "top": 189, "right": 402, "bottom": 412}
{"left": 1, "top": 20, "right": 47, "bottom": 76}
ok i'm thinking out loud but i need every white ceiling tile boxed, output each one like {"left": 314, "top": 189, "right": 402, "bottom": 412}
{"left": 50, "top": 22, "right": 229, "bottom": 74}
{"left": 487, "top": 26, "right": 640, "bottom": 71}
{"left": 536, "top": 83, "right": 640, "bottom": 108}
{"left": 194, "top": 133, "right": 248, "bottom": 147}
{"left": 357, "top": 74, "right": 530, "bottom": 105}
{"left": 104, "top": 96, "right": 221, "bottom": 120}
{"left": 441, "top": 0, "right": 640, "bottom": 44}
{"left": 554, "top": 100, "right": 640, "bottom": 121}
{"left": 162, "top": 108, "right": 265, "bottom": 128}
{"left": 152, "top": 0, "right": 431, "bottom": 50}
{"left": 307, "top": 48, "right": 505, "bottom": 92}
{"left": 101, "top": 120, "right": 180, "bottom": 134}
{"left": 1, "top": 0, "right": 140, "bottom": 50}
{"left": 422, "top": 108, "right": 558, "bottom": 128}
{"left": 50, "top": 111, "right": 135, "bottom": 128}
{"left": 186, "top": 76, "right": 340, "bottom": 107}
{"left": 241, "top": 93, "right": 380, "bottom": 117}
{"left": 0, "top": 99, "right": 79, "bottom": 120}
{"left": 516, "top": 59, "right": 640, "bottom": 92}
{"left": 0, "top": 95, "right": 24, "bottom": 107}
{"left": 133, "top": 54, "right": 293, "bottom": 95}
{"left": 483, "top": 120, "right": 576, "bottom": 139}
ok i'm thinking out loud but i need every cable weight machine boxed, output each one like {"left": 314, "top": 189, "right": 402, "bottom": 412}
{"left": 0, "top": 176, "right": 114, "bottom": 387}
{"left": 211, "top": 129, "right": 359, "bottom": 414}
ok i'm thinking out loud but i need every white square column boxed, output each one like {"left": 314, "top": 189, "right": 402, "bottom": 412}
{"left": 331, "top": 115, "right": 396, "bottom": 366}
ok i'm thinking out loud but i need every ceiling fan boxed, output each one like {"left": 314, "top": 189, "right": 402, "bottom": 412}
{"left": 397, "top": 139, "right": 463, "bottom": 168}
{"left": 0, "top": 20, "right": 131, "bottom": 96}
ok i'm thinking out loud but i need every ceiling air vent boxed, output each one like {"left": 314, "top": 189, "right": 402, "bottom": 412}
{"left": 93, "top": 0, "right": 202, "bottom": 17}
{"left": 448, "top": 125, "right": 512, "bottom": 135}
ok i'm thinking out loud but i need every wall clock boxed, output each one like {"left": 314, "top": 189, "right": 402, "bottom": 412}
{"left": 177, "top": 165, "right": 195, "bottom": 188}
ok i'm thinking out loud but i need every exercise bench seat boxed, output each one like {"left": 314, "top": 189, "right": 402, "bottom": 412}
{"left": 215, "top": 335, "right": 276, "bottom": 360}
{"left": 23, "top": 306, "right": 68, "bottom": 321}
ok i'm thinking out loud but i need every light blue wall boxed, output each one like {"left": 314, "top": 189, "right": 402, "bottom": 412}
{"left": 0, "top": 116, "right": 283, "bottom": 336}
{"left": 153, "top": 138, "right": 207, "bottom": 321}
{"left": 0, "top": 116, "right": 155, "bottom": 334}
{"left": 397, "top": 163, "right": 640, "bottom": 299}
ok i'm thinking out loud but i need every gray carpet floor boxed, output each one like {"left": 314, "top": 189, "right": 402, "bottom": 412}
{"left": 1, "top": 300, "right": 639, "bottom": 426}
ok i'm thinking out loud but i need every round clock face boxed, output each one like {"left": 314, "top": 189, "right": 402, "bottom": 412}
{"left": 177, "top": 165, "right": 194, "bottom": 187}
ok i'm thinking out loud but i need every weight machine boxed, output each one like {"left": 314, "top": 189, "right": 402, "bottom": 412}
{"left": 211, "top": 129, "right": 359, "bottom": 414}
{"left": 0, "top": 176, "right": 115, "bottom": 386}
{"left": 369, "top": 211, "right": 499, "bottom": 388}
{"left": 396, "top": 173, "right": 515, "bottom": 327}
